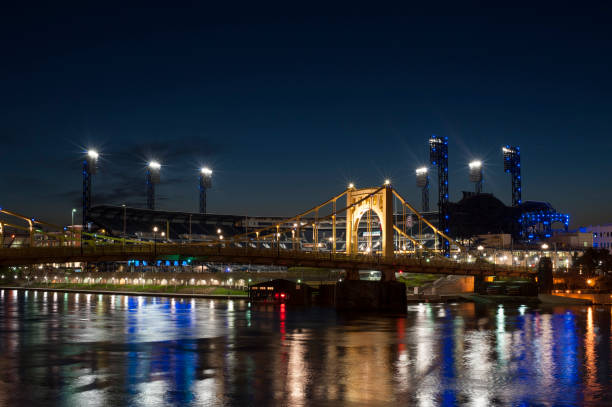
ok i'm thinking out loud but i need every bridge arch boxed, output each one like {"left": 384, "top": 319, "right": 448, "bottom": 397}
{"left": 345, "top": 186, "right": 394, "bottom": 258}
{"left": 352, "top": 207, "right": 384, "bottom": 253}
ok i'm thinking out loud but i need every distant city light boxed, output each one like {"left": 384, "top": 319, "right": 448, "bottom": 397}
{"left": 201, "top": 167, "right": 212, "bottom": 175}
{"left": 149, "top": 161, "right": 161, "bottom": 170}
{"left": 348, "top": 183, "right": 355, "bottom": 189}
{"left": 541, "top": 244, "right": 549, "bottom": 250}
{"left": 87, "top": 150, "right": 99, "bottom": 159}
{"left": 384, "top": 179, "right": 391, "bottom": 185}
{"left": 468, "top": 160, "right": 482, "bottom": 169}
{"left": 415, "top": 167, "right": 428, "bottom": 175}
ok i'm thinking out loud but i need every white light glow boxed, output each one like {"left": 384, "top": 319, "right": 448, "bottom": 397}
{"left": 149, "top": 161, "right": 161, "bottom": 170}
{"left": 201, "top": 167, "right": 212, "bottom": 175}
{"left": 416, "top": 167, "right": 428, "bottom": 175}
{"left": 469, "top": 160, "right": 482, "bottom": 169}
{"left": 87, "top": 150, "right": 99, "bottom": 159}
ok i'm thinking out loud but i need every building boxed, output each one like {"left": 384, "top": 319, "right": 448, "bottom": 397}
{"left": 580, "top": 224, "right": 612, "bottom": 253}
{"left": 549, "top": 231, "right": 592, "bottom": 251}
{"left": 447, "top": 192, "right": 570, "bottom": 241}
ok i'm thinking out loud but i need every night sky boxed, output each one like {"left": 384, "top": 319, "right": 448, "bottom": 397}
{"left": 2, "top": 3, "right": 611, "bottom": 227}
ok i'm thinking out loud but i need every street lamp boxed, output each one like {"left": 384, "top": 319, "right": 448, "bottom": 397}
{"left": 122, "top": 204, "right": 127, "bottom": 240}
{"left": 71, "top": 208, "right": 77, "bottom": 245}
{"left": 541, "top": 243, "right": 549, "bottom": 260}
{"left": 153, "top": 226, "right": 158, "bottom": 256}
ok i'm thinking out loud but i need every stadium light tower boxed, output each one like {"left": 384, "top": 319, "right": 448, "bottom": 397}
{"left": 429, "top": 135, "right": 450, "bottom": 256}
{"left": 82, "top": 149, "right": 99, "bottom": 229}
{"left": 146, "top": 161, "right": 161, "bottom": 210}
{"left": 503, "top": 145, "right": 521, "bottom": 206}
{"left": 468, "top": 160, "right": 483, "bottom": 193}
{"left": 199, "top": 167, "right": 212, "bottom": 214}
{"left": 415, "top": 167, "right": 430, "bottom": 212}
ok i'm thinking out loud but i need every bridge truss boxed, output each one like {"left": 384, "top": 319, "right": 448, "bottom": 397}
{"left": 0, "top": 185, "right": 532, "bottom": 279}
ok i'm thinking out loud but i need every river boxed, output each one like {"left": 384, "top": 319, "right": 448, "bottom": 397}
{"left": 0, "top": 289, "right": 610, "bottom": 406}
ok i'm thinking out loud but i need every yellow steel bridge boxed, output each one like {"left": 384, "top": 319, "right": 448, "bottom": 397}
{"left": 0, "top": 184, "right": 534, "bottom": 279}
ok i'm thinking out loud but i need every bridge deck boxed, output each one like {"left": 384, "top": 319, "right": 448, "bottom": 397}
{"left": 0, "top": 245, "right": 533, "bottom": 277}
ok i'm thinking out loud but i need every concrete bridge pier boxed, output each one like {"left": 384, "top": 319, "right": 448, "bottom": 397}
{"left": 345, "top": 268, "right": 360, "bottom": 281}
{"left": 381, "top": 269, "right": 396, "bottom": 282}
{"left": 336, "top": 268, "right": 406, "bottom": 313}
{"left": 537, "top": 257, "right": 553, "bottom": 294}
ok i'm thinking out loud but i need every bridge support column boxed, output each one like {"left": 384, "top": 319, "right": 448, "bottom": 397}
{"left": 381, "top": 270, "right": 396, "bottom": 282}
{"left": 537, "top": 257, "right": 553, "bottom": 294}
{"left": 345, "top": 268, "right": 360, "bottom": 281}
{"left": 336, "top": 280, "right": 407, "bottom": 313}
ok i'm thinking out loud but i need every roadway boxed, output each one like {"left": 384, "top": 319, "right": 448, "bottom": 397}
{"left": 0, "top": 244, "right": 534, "bottom": 277}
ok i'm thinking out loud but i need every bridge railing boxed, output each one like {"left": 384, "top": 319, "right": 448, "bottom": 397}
{"left": 0, "top": 243, "right": 532, "bottom": 275}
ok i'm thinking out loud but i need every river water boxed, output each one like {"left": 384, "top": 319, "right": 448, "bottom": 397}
{"left": 0, "top": 289, "right": 610, "bottom": 406}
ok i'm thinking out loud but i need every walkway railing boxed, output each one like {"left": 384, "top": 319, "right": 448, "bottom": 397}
{"left": 0, "top": 244, "right": 533, "bottom": 277}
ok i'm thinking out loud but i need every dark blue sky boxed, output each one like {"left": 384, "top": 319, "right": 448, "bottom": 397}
{"left": 1, "top": 3, "right": 611, "bottom": 227}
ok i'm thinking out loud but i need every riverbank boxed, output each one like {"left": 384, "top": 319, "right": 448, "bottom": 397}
{"left": 0, "top": 283, "right": 248, "bottom": 299}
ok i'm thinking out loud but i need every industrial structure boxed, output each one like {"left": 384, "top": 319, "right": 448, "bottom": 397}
{"left": 82, "top": 150, "right": 98, "bottom": 229}
{"left": 503, "top": 145, "right": 522, "bottom": 206}
{"left": 429, "top": 135, "right": 450, "bottom": 256}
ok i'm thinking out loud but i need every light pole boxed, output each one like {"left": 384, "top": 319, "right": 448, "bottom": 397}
{"left": 147, "top": 161, "right": 161, "bottom": 210}
{"left": 541, "top": 243, "right": 549, "bottom": 269}
{"left": 469, "top": 160, "right": 483, "bottom": 194}
{"left": 199, "top": 167, "right": 212, "bottom": 214}
{"left": 153, "top": 226, "right": 158, "bottom": 257}
{"left": 122, "top": 204, "right": 127, "bottom": 240}
{"left": 416, "top": 167, "right": 430, "bottom": 212}
{"left": 71, "top": 208, "right": 77, "bottom": 246}
{"left": 82, "top": 149, "right": 99, "bottom": 229}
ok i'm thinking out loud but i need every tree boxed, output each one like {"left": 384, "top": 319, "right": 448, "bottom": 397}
{"left": 573, "top": 248, "right": 612, "bottom": 275}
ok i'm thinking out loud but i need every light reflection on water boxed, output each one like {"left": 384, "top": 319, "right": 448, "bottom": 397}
{"left": 0, "top": 290, "right": 610, "bottom": 406}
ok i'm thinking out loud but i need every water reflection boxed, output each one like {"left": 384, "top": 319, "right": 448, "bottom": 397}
{"left": 0, "top": 289, "right": 610, "bottom": 406}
